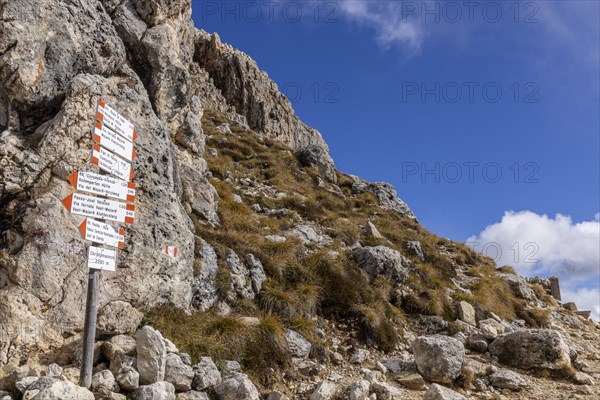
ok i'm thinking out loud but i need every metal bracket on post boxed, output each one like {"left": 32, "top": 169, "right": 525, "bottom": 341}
{"left": 79, "top": 268, "right": 99, "bottom": 388}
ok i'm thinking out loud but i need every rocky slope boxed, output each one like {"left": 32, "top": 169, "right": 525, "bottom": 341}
{"left": 0, "top": 1, "right": 598, "bottom": 399}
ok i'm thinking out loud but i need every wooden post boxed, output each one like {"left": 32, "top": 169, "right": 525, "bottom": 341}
{"left": 79, "top": 268, "right": 99, "bottom": 388}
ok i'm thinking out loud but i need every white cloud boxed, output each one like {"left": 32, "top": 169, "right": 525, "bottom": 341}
{"left": 338, "top": 0, "right": 424, "bottom": 53}
{"left": 467, "top": 211, "right": 600, "bottom": 320}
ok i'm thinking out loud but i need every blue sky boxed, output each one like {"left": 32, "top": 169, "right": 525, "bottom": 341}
{"left": 192, "top": 1, "right": 600, "bottom": 316}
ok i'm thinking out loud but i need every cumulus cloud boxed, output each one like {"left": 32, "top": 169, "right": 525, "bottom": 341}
{"left": 467, "top": 211, "right": 600, "bottom": 320}
{"left": 338, "top": 0, "right": 424, "bottom": 53}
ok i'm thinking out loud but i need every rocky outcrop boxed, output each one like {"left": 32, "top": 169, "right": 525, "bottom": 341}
{"left": 352, "top": 246, "right": 411, "bottom": 284}
{"left": 489, "top": 330, "right": 572, "bottom": 370}
{"left": 351, "top": 176, "right": 416, "bottom": 220}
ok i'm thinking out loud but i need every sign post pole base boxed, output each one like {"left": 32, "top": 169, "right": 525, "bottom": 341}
{"left": 79, "top": 269, "right": 99, "bottom": 388}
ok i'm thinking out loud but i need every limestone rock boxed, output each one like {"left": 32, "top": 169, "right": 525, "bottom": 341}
{"left": 165, "top": 353, "right": 194, "bottom": 392}
{"left": 405, "top": 241, "right": 425, "bottom": 261}
{"left": 191, "top": 239, "right": 219, "bottom": 311}
{"left": 371, "top": 382, "right": 402, "bottom": 399}
{"left": 98, "top": 301, "right": 144, "bottom": 336}
{"left": 176, "top": 392, "right": 210, "bottom": 400}
{"left": 352, "top": 246, "right": 411, "bottom": 284}
{"left": 104, "top": 335, "right": 137, "bottom": 361}
{"left": 466, "top": 334, "right": 489, "bottom": 353}
{"left": 226, "top": 250, "right": 255, "bottom": 300}
{"left": 192, "top": 357, "right": 221, "bottom": 391}
{"left": 351, "top": 349, "right": 370, "bottom": 364}
{"left": 267, "top": 391, "right": 289, "bottom": 400}
{"left": 91, "top": 370, "right": 120, "bottom": 393}
{"left": 395, "top": 373, "right": 426, "bottom": 390}
{"left": 296, "top": 145, "right": 337, "bottom": 182}
{"left": 116, "top": 367, "right": 140, "bottom": 391}
{"left": 365, "top": 221, "right": 383, "bottom": 239}
{"left": 137, "top": 326, "right": 167, "bottom": 384}
{"left": 456, "top": 302, "right": 476, "bottom": 326}
{"left": 347, "top": 380, "right": 370, "bottom": 400}
{"left": 132, "top": 381, "right": 176, "bottom": 400}
{"left": 132, "top": 0, "right": 191, "bottom": 26}
{"left": 245, "top": 254, "right": 267, "bottom": 294}
{"left": 213, "top": 374, "right": 260, "bottom": 400}
{"left": 310, "top": 380, "right": 337, "bottom": 400}
{"left": 22, "top": 377, "right": 94, "bottom": 400}
{"left": 489, "top": 330, "right": 572, "bottom": 370}
{"left": 489, "top": 369, "right": 528, "bottom": 391}
{"left": 412, "top": 335, "right": 465, "bottom": 384}
{"left": 423, "top": 384, "right": 467, "bottom": 400}
{"left": 351, "top": 176, "right": 416, "bottom": 220}
{"left": 285, "top": 329, "right": 312, "bottom": 359}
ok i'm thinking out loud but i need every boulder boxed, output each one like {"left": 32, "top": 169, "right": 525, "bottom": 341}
{"left": 309, "top": 381, "right": 337, "bottom": 400}
{"left": 350, "top": 177, "right": 416, "bottom": 220}
{"left": 395, "top": 373, "right": 426, "bottom": 390}
{"left": 226, "top": 250, "right": 255, "bottom": 300}
{"left": 116, "top": 367, "right": 140, "bottom": 391}
{"left": 220, "top": 361, "right": 242, "bottom": 379}
{"left": 466, "top": 334, "right": 489, "bottom": 353}
{"left": 245, "top": 254, "right": 267, "bottom": 294}
{"left": 489, "top": 330, "right": 572, "bottom": 370}
{"left": 284, "top": 329, "right": 312, "bottom": 359}
{"left": 347, "top": 380, "right": 370, "bottom": 400}
{"left": 192, "top": 357, "right": 221, "bottom": 391}
{"left": 267, "top": 391, "right": 289, "bottom": 400}
{"left": 350, "top": 349, "right": 370, "bottom": 364}
{"left": 405, "top": 241, "right": 425, "bottom": 261}
{"left": 365, "top": 222, "right": 383, "bottom": 239}
{"left": 165, "top": 353, "right": 194, "bottom": 392}
{"left": 104, "top": 335, "right": 137, "bottom": 361}
{"left": 191, "top": 239, "right": 219, "bottom": 311}
{"left": 22, "top": 377, "right": 95, "bottom": 400}
{"left": 478, "top": 319, "right": 505, "bottom": 340}
{"left": 412, "top": 335, "right": 464, "bottom": 384}
{"left": 132, "top": 381, "right": 176, "bottom": 400}
{"left": 500, "top": 274, "right": 536, "bottom": 301}
{"left": 91, "top": 370, "right": 120, "bottom": 393}
{"left": 489, "top": 369, "right": 528, "bottom": 391}
{"left": 213, "top": 374, "right": 260, "bottom": 400}
{"left": 137, "top": 326, "right": 167, "bottom": 384}
{"left": 175, "top": 392, "right": 210, "bottom": 400}
{"left": 47, "top": 364, "right": 63, "bottom": 377}
{"left": 352, "top": 246, "right": 411, "bottom": 284}
{"left": 371, "top": 382, "right": 402, "bottom": 399}
{"left": 423, "top": 384, "right": 468, "bottom": 400}
{"left": 456, "top": 302, "right": 476, "bottom": 326}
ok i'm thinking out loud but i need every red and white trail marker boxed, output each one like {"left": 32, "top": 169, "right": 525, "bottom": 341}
{"left": 68, "top": 171, "right": 135, "bottom": 202}
{"left": 92, "top": 121, "right": 137, "bottom": 162}
{"left": 92, "top": 144, "right": 134, "bottom": 181}
{"left": 79, "top": 218, "right": 125, "bottom": 249}
{"left": 165, "top": 245, "right": 178, "bottom": 257}
{"left": 62, "top": 193, "right": 135, "bottom": 224}
{"left": 97, "top": 100, "right": 138, "bottom": 143}
{"left": 87, "top": 245, "right": 116, "bottom": 271}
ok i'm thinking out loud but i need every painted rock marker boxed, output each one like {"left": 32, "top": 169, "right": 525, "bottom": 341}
{"left": 165, "top": 245, "right": 178, "bottom": 257}
{"left": 87, "top": 245, "right": 116, "bottom": 271}
{"left": 69, "top": 170, "right": 135, "bottom": 202}
{"left": 80, "top": 218, "right": 125, "bottom": 249}
{"left": 91, "top": 143, "right": 134, "bottom": 181}
{"left": 62, "top": 193, "right": 135, "bottom": 224}
{"left": 97, "top": 100, "right": 138, "bottom": 142}
{"left": 92, "top": 121, "right": 137, "bottom": 161}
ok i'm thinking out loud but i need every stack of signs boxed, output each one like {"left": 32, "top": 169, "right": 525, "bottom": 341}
{"left": 62, "top": 100, "right": 138, "bottom": 271}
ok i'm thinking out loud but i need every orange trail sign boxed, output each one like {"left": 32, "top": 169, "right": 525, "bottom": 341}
{"left": 79, "top": 218, "right": 125, "bottom": 249}
{"left": 92, "top": 121, "right": 137, "bottom": 161}
{"left": 69, "top": 171, "right": 135, "bottom": 202}
{"left": 92, "top": 144, "right": 133, "bottom": 181}
{"left": 87, "top": 245, "right": 116, "bottom": 271}
{"left": 62, "top": 193, "right": 135, "bottom": 224}
{"left": 97, "top": 100, "right": 138, "bottom": 142}
{"left": 165, "top": 245, "right": 178, "bottom": 257}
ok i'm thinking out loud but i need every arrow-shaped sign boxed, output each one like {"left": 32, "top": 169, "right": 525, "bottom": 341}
{"left": 62, "top": 193, "right": 135, "bottom": 224}
{"left": 80, "top": 218, "right": 125, "bottom": 249}
{"left": 68, "top": 171, "right": 135, "bottom": 202}
{"left": 92, "top": 144, "right": 134, "bottom": 181}
{"left": 92, "top": 121, "right": 137, "bottom": 161}
{"left": 87, "top": 245, "right": 116, "bottom": 271}
{"left": 97, "top": 100, "right": 138, "bottom": 142}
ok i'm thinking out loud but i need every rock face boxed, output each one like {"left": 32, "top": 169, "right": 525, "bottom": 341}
{"left": 21, "top": 377, "right": 95, "bottom": 400}
{"left": 352, "top": 246, "right": 411, "bottom": 284}
{"left": 489, "top": 330, "right": 572, "bottom": 370}
{"left": 0, "top": 0, "right": 335, "bottom": 366}
{"left": 296, "top": 145, "right": 337, "bottom": 182}
{"left": 351, "top": 176, "right": 416, "bottom": 220}
{"left": 412, "top": 335, "right": 465, "bottom": 384}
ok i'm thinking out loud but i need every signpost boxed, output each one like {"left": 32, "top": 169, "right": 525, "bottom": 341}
{"left": 87, "top": 246, "right": 117, "bottom": 271}
{"left": 92, "top": 143, "right": 134, "bottom": 181}
{"left": 61, "top": 100, "right": 138, "bottom": 388}
{"left": 80, "top": 218, "right": 125, "bottom": 249}
{"left": 92, "top": 121, "right": 137, "bottom": 161}
{"left": 68, "top": 171, "right": 135, "bottom": 202}
{"left": 62, "top": 193, "right": 135, "bottom": 224}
